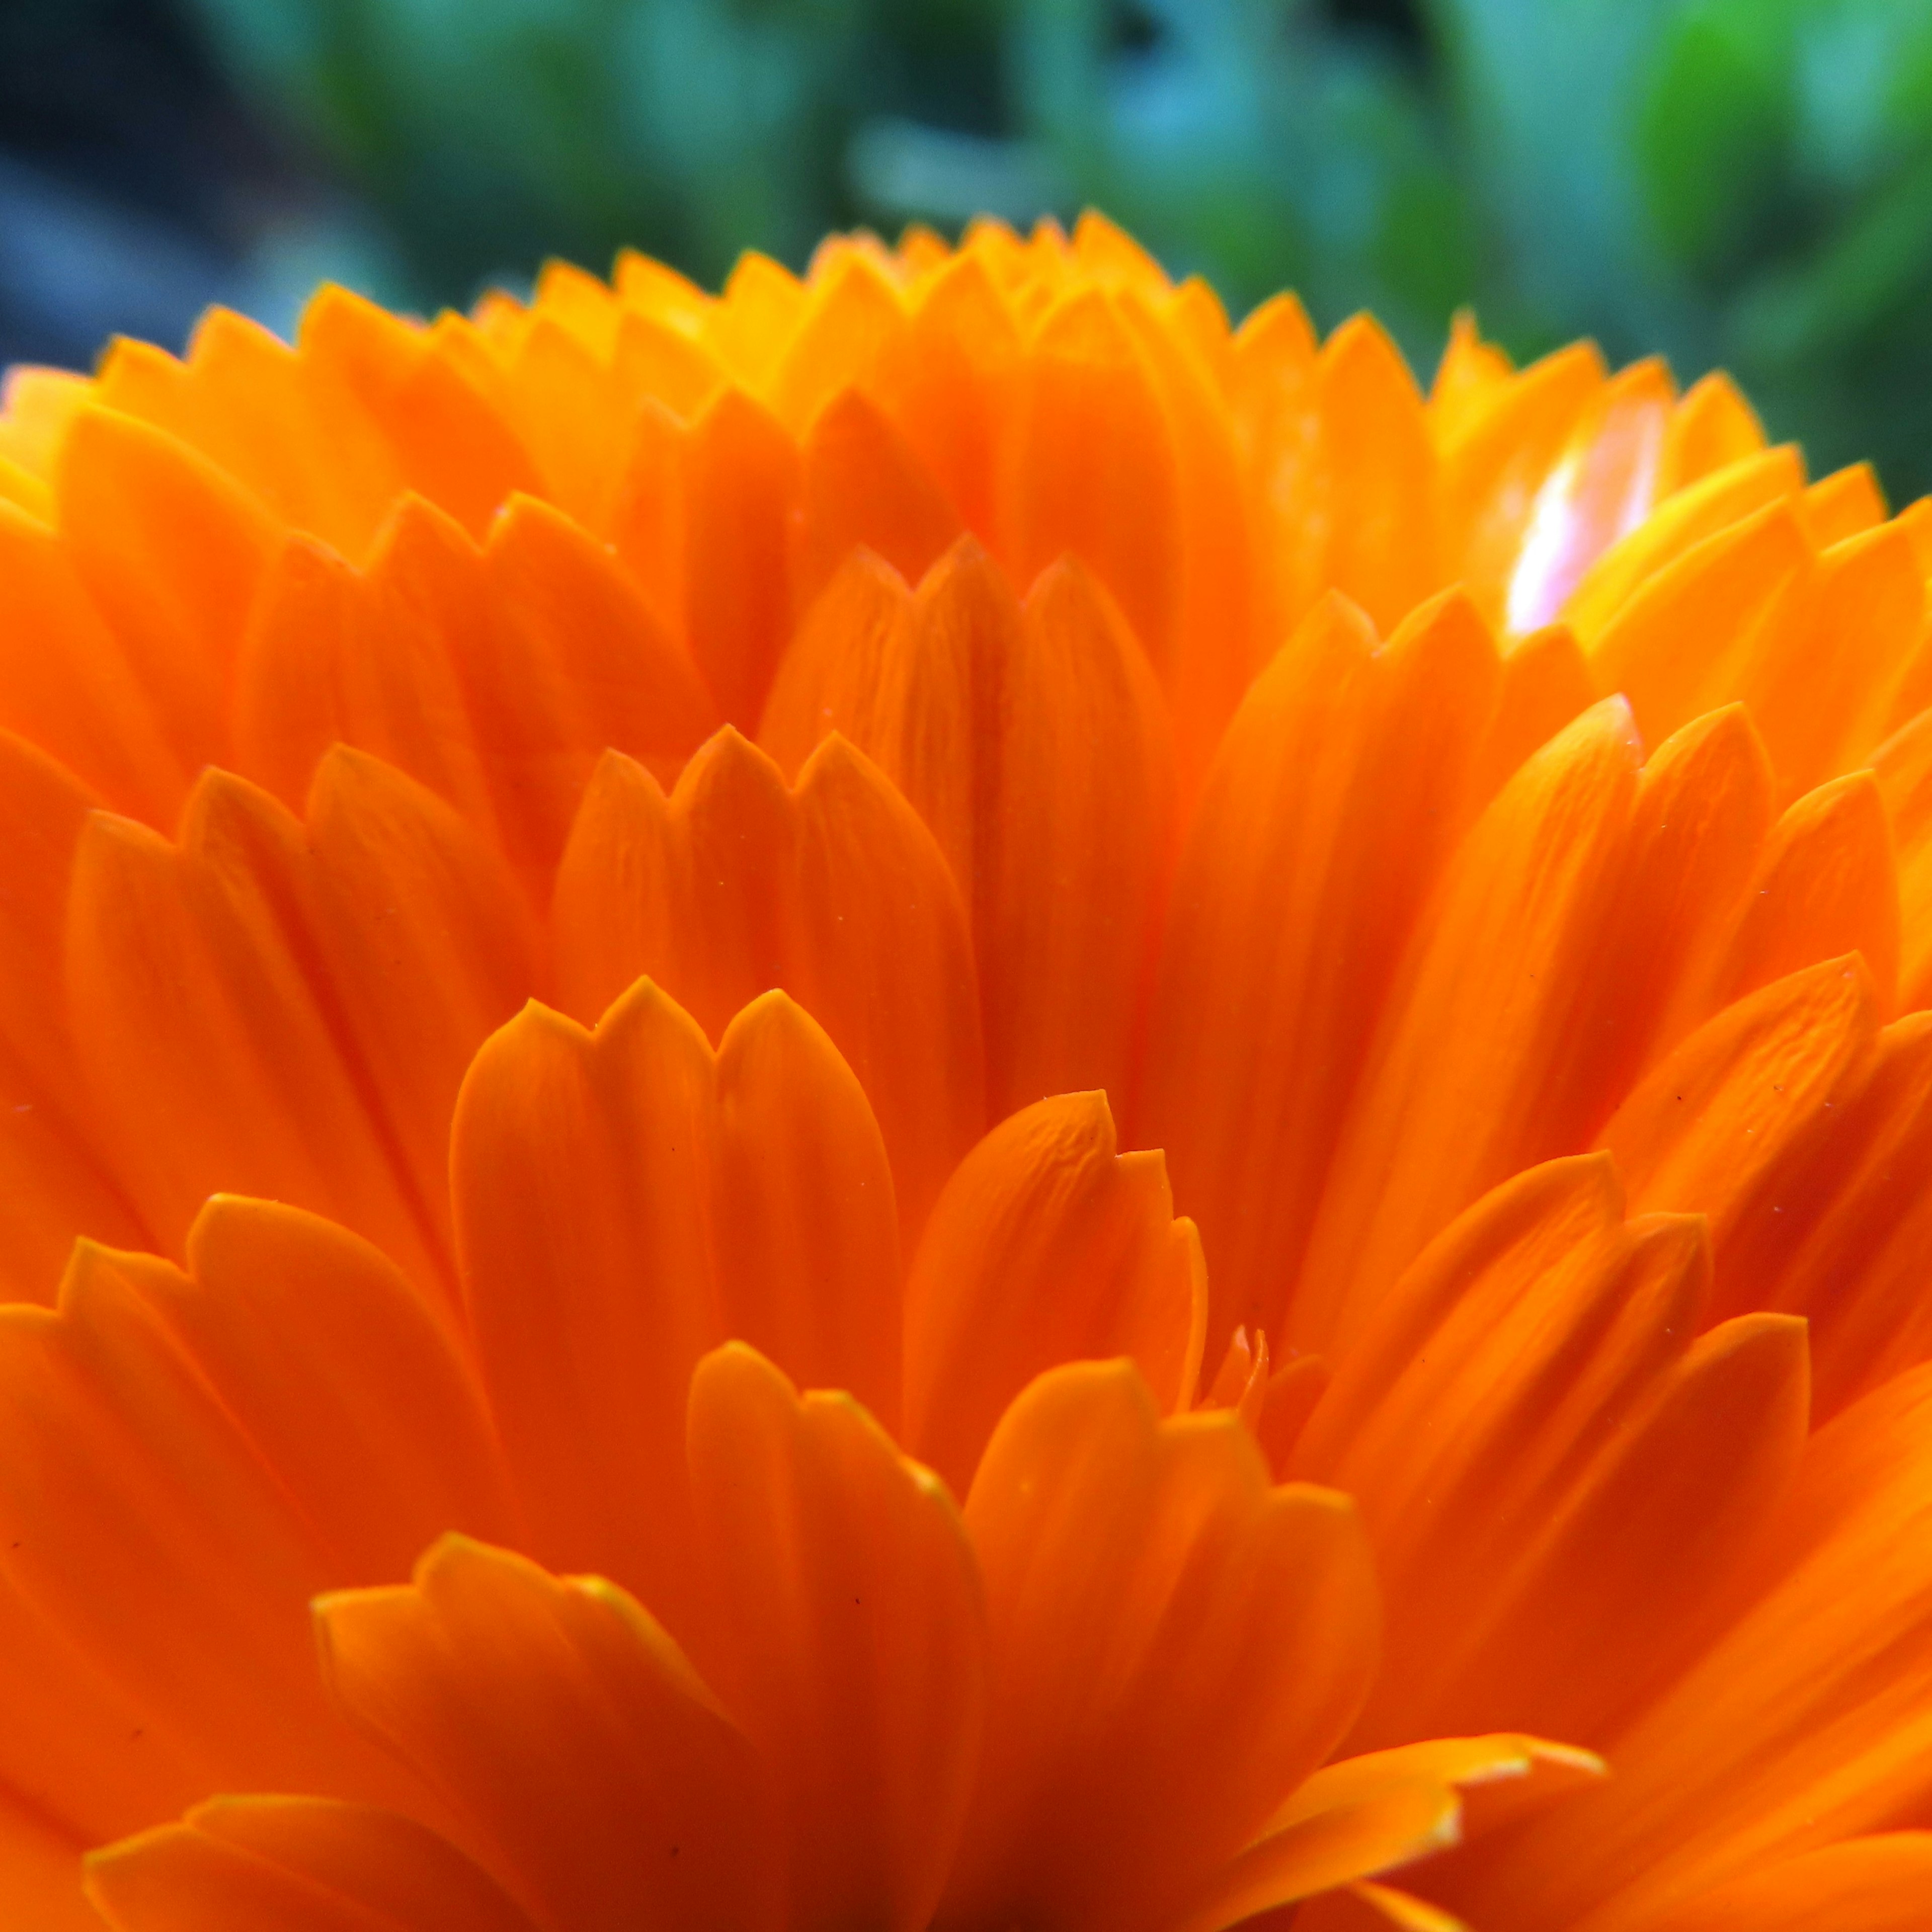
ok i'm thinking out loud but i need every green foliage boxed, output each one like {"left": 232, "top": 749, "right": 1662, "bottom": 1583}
{"left": 1638, "top": 0, "right": 1797, "bottom": 273}
{"left": 185, "top": 0, "right": 1932, "bottom": 497}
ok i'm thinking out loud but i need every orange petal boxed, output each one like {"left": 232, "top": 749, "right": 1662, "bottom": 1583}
{"left": 1502, "top": 357, "right": 1675, "bottom": 635}
{"left": 0, "top": 732, "right": 108, "bottom": 1126}
{"left": 1155, "top": 271, "right": 1234, "bottom": 373}
{"left": 1138, "top": 589, "right": 1498, "bottom": 1342}
{"left": 755, "top": 547, "right": 920, "bottom": 783}
{"left": 56, "top": 405, "right": 280, "bottom": 777}
{"left": 1744, "top": 523, "right": 1923, "bottom": 795}
{"left": 1875, "top": 704, "right": 1932, "bottom": 1009}
{"left": 1297, "top": 1154, "right": 1798, "bottom": 1747}
{"left": 66, "top": 774, "right": 447, "bottom": 1288}
{"left": 0, "top": 1795, "right": 93, "bottom": 1932}
{"left": 1630, "top": 1832, "right": 1932, "bottom": 1932}
{"left": 316, "top": 1536, "right": 779, "bottom": 1932}
{"left": 1114, "top": 284, "right": 1255, "bottom": 788}
{"left": 0, "top": 365, "right": 88, "bottom": 474}
{"left": 303, "top": 747, "right": 536, "bottom": 1262}
{"left": 1174, "top": 1736, "right": 1599, "bottom": 1932}
{"left": 982, "top": 559, "right": 1175, "bottom": 1115}
{"left": 764, "top": 537, "right": 1016, "bottom": 901}
{"left": 0, "top": 1560, "right": 207, "bottom": 1853}
{"left": 1297, "top": 1155, "right": 1632, "bottom": 1475}
{"left": 1229, "top": 290, "right": 1323, "bottom": 650}
{"left": 1070, "top": 209, "right": 1172, "bottom": 291}
{"left": 1565, "top": 445, "right": 1803, "bottom": 648}
{"left": 96, "top": 313, "right": 396, "bottom": 562}
{"left": 1202, "top": 1322, "right": 1270, "bottom": 1421}
{"left": 947, "top": 1360, "right": 1378, "bottom": 1932}
{"left": 962, "top": 214, "right": 1055, "bottom": 295}
{"left": 1710, "top": 770, "right": 1900, "bottom": 1014}
{"left": 710, "top": 995, "right": 901, "bottom": 1426}
{"left": 1469, "top": 1360, "right": 1932, "bottom": 1925}
{"left": 1655, "top": 369, "right": 1767, "bottom": 495}
{"left": 1255, "top": 1353, "right": 1332, "bottom": 1478}
{"left": 1299, "top": 1882, "right": 1470, "bottom": 1932}
{"left": 449, "top": 986, "right": 718, "bottom": 1611}
{"left": 297, "top": 287, "right": 540, "bottom": 543}
{"left": 231, "top": 527, "right": 496, "bottom": 837}
{"left": 705, "top": 252, "right": 807, "bottom": 386}
{"left": 1297, "top": 698, "right": 1644, "bottom": 1352}
{"left": 183, "top": 309, "right": 406, "bottom": 551}
{"left": 874, "top": 254, "right": 1023, "bottom": 546}
{"left": 168, "top": 1196, "right": 517, "bottom": 1583}
{"left": 799, "top": 388, "right": 961, "bottom": 602}
{"left": 894, "top": 221, "right": 953, "bottom": 275}
{"left": 999, "top": 288, "right": 1180, "bottom": 683}
{"left": 86, "top": 1798, "right": 537, "bottom": 1932}
{"left": 1396, "top": 1309, "right": 1808, "bottom": 1750}
{"left": 1801, "top": 460, "right": 1887, "bottom": 547}
{"left": 551, "top": 730, "right": 984, "bottom": 1247}
{"left": 903, "top": 1091, "right": 1206, "bottom": 1496}
{"left": 0, "top": 503, "right": 186, "bottom": 824}
{"left": 454, "top": 979, "right": 902, "bottom": 1597}
{"left": 1590, "top": 703, "right": 1774, "bottom": 1073}
{"left": 0, "top": 1531, "right": 229, "bottom": 1883}
{"left": 552, "top": 728, "right": 795, "bottom": 1042}
{"left": 0, "top": 1244, "right": 406, "bottom": 1819}
{"left": 485, "top": 492, "right": 715, "bottom": 796}
{"left": 1168, "top": 1784, "right": 1458, "bottom": 1932}
{"left": 1584, "top": 499, "right": 1813, "bottom": 759}
{"left": 1428, "top": 309, "right": 1512, "bottom": 439}
{"left": 1364, "top": 698, "right": 1772, "bottom": 1228}
{"left": 765, "top": 540, "right": 1167, "bottom": 1121}
{"left": 1280, "top": 1733, "right": 1604, "bottom": 1844}
{"left": 603, "top": 399, "right": 689, "bottom": 641}
{"left": 765, "top": 253, "right": 910, "bottom": 436}
{"left": 1897, "top": 494, "right": 1932, "bottom": 575}
{"left": 680, "top": 388, "right": 801, "bottom": 730}
{"left": 1600, "top": 955, "right": 1880, "bottom": 1245}
{"left": 1316, "top": 315, "right": 1438, "bottom": 633}
{"left": 1468, "top": 622, "right": 1594, "bottom": 807}
{"left": 0, "top": 1059, "right": 150, "bottom": 1305}
{"left": 530, "top": 258, "right": 622, "bottom": 355}
{"left": 785, "top": 735, "right": 985, "bottom": 1243}
{"left": 611, "top": 308, "right": 722, "bottom": 421}
{"left": 495, "top": 315, "right": 630, "bottom": 528}
{"left": 1437, "top": 340, "right": 1605, "bottom": 629}
{"left": 685, "top": 1344, "right": 985, "bottom": 1932}
{"left": 1738, "top": 1013, "right": 1932, "bottom": 1415}
{"left": 614, "top": 248, "right": 713, "bottom": 332}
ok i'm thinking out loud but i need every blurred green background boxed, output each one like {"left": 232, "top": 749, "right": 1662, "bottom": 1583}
{"left": 6, "top": 0, "right": 1932, "bottom": 498}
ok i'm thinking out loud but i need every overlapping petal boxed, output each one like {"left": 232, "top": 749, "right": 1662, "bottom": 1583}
{"left": 1, "top": 211, "right": 1931, "bottom": 1932}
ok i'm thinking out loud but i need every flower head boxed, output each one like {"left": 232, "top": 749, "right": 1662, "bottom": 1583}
{"left": 1, "top": 212, "right": 1930, "bottom": 1930}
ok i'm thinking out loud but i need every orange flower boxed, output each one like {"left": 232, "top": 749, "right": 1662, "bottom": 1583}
{"left": 1, "top": 211, "right": 1930, "bottom": 1929}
